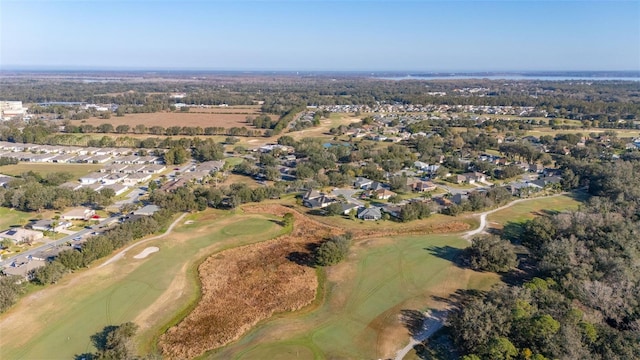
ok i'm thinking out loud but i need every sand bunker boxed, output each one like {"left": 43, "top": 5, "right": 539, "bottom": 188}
{"left": 133, "top": 247, "right": 159, "bottom": 259}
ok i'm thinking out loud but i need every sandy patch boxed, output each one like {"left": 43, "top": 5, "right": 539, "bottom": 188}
{"left": 133, "top": 247, "right": 159, "bottom": 259}
{"left": 184, "top": 220, "right": 195, "bottom": 225}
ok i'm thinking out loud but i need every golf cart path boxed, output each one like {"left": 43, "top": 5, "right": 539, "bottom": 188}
{"left": 98, "top": 213, "right": 187, "bottom": 268}
{"left": 464, "top": 192, "right": 567, "bottom": 240}
{"left": 394, "top": 310, "right": 447, "bottom": 360}
{"left": 394, "top": 193, "right": 568, "bottom": 360}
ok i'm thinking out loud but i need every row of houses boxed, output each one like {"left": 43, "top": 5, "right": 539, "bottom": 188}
{"left": 0, "top": 142, "right": 153, "bottom": 157}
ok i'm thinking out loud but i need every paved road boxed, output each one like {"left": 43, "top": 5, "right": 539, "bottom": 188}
{"left": 331, "top": 188, "right": 364, "bottom": 206}
{"left": 0, "top": 214, "right": 121, "bottom": 267}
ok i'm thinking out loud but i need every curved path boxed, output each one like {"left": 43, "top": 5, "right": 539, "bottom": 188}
{"left": 394, "top": 310, "right": 447, "bottom": 360}
{"left": 464, "top": 192, "right": 567, "bottom": 240}
{"left": 98, "top": 213, "right": 187, "bottom": 268}
{"left": 394, "top": 193, "right": 568, "bottom": 359}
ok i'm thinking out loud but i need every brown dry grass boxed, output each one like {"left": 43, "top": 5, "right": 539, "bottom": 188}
{"left": 158, "top": 205, "right": 340, "bottom": 359}
{"left": 76, "top": 111, "right": 253, "bottom": 129}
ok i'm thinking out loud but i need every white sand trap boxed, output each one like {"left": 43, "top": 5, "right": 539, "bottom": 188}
{"left": 184, "top": 220, "right": 195, "bottom": 225}
{"left": 133, "top": 247, "right": 159, "bottom": 259}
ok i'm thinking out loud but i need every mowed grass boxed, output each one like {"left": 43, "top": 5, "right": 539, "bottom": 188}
{"left": 0, "top": 207, "right": 34, "bottom": 230}
{"left": 0, "top": 163, "right": 103, "bottom": 178}
{"left": 0, "top": 211, "right": 284, "bottom": 360}
{"left": 488, "top": 193, "right": 585, "bottom": 225}
{"left": 209, "top": 234, "right": 499, "bottom": 360}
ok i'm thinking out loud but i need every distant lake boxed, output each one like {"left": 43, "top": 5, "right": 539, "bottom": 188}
{"left": 379, "top": 75, "right": 640, "bottom": 81}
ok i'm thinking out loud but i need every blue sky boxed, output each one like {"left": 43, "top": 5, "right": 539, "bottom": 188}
{"left": 1, "top": 0, "right": 638, "bottom": 71}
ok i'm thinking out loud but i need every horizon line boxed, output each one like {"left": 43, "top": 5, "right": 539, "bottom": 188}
{"left": 1, "top": 67, "right": 639, "bottom": 75}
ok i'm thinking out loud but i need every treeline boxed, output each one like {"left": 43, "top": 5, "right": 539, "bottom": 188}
{"left": 443, "top": 157, "right": 640, "bottom": 358}
{"left": 64, "top": 123, "right": 263, "bottom": 138}
{"left": 443, "top": 186, "right": 513, "bottom": 216}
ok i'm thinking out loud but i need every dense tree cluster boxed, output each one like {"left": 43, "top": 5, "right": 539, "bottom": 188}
{"left": 448, "top": 156, "right": 640, "bottom": 359}
{"left": 463, "top": 235, "right": 517, "bottom": 273}
{"left": 314, "top": 234, "right": 352, "bottom": 266}
{"left": 0, "top": 275, "right": 24, "bottom": 313}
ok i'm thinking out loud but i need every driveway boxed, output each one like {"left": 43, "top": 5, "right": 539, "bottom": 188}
{"left": 331, "top": 188, "right": 364, "bottom": 205}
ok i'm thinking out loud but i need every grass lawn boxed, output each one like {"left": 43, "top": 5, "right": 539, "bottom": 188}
{"left": 209, "top": 233, "right": 499, "bottom": 360}
{"left": 488, "top": 193, "right": 585, "bottom": 225}
{"left": 224, "top": 156, "right": 245, "bottom": 167}
{"left": 0, "top": 207, "right": 36, "bottom": 230}
{"left": 0, "top": 163, "right": 103, "bottom": 178}
{"left": 0, "top": 211, "right": 285, "bottom": 360}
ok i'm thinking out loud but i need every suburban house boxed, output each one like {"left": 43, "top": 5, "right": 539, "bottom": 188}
{"left": 101, "top": 183, "right": 129, "bottom": 196}
{"left": 2, "top": 257, "right": 46, "bottom": 279}
{"left": 123, "top": 164, "right": 146, "bottom": 174}
{"left": 452, "top": 193, "right": 469, "bottom": 205}
{"left": 412, "top": 180, "right": 437, "bottom": 192}
{"left": 375, "top": 188, "right": 397, "bottom": 200}
{"left": 101, "top": 173, "right": 128, "bottom": 185}
{"left": 30, "top": 219, "right": 72, "bottom": 232}
{"left": 354, "top": 177, "right": 373, "bottom": 189}
{"left": 123, "top": 173, "right": 151, "bottom": 186}
{"left": 302, "top": 190, "right": 335, "bottom": 208}
{"left": 143, "top": 164, "right": 167, "bottom": 174}
{"left": 101, "top": 164, "right": 129, "bottom": 173}
{"left": 159, "top": 178, "right": 187, "bottom": 192}
{"left": 196, "top": 160, "right": 225, "bottom": 173}
{"left": 340, "top": 202, "right": 361, "bottom": 215}
{"left": 529, "top": 163, "right": 545, "bottom": 173}
{"left": 380, "top": 204, "right": 402, "bottom": 218}
{"left": 531, "top": 176, "right": 562, "bottom": 189}
{"left": 0, "top": 228, "right": 44, "bottom": 244}
{"left": 414, "top": 161, "right": 430, "bottom": 171}
{"left": 357, "top": 207, "right": 382, "bottom": 221}
{"left": 59, "top": 181, "right": 83, "bottom": 191}
{"left": 61, "top": 207, "right": 96, "bottom": 220}
{"left": 510, "top": 182, "right": 543, "bottom": 197}
{"left": 132, "top": 205, "right": 160, "bottom": 216}
{"left": 80, "top": 172, "right": 107, "bottom": 185}
{"left": 457, "top": 172, "right": 486, "bottom": 184}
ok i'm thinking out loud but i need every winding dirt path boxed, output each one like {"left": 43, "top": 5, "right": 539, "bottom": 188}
{"left": 98, "top": 213, "right": 187, "bottom": 268}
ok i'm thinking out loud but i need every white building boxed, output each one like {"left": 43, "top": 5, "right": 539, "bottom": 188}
{"left": 0, "top": 101, "right": 28, "bottom": 120}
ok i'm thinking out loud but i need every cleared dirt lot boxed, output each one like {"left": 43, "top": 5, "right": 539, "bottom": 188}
{"left": 74, "top": 111, "right": 254, "bottom": 129}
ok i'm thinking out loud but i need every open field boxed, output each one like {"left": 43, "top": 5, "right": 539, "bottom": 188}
{"left": 159, "top": 205, "right": 340, "bottom": 358}
{"left": 0, "top": 163, "right": 103, "bottom": 178}
{"left": 0, "top": 207, "right": 36, "bottom": 230}
{"left": 487, "top": 193, "right": 585, "bottom": 226}
{"left": 208, "top": 233, "right": 499, "bottom": 360}
{"left": 185, "top": 105, "right": 262, "bottom": 114}
{"left": 0, "top": 211, "right": 284, "bottom": 360}
{"left": 74, "top": 111, "right": 255, "bottom": 129}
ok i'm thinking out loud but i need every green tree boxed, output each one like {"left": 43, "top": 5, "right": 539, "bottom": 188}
{"left": 97, "top": 123, "right": 114, "bottom": 133}
{"left": 464, "top": 235, "right": 517, "bottom": 273}
{"left": 164, "top": 146, "right": 189, "bottom": 165}
{"left": 115, "top": 124, "right": 130, "bottom": 134}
